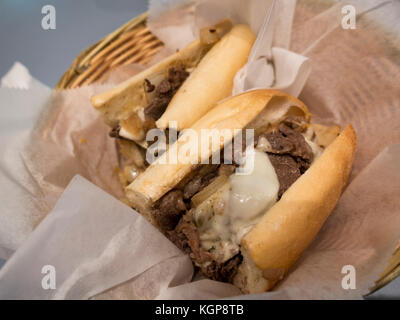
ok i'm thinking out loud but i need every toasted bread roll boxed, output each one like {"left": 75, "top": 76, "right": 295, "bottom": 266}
{"left": 126, "top": 90, "right": 310, "bottom": 212}
{"left": 156, "top": 24, "right": 256, "bottom": 131}
{"left": 235, "top": 125, "right": 356, "bottom": 293}
{"left": 91, "top": 21, "right": 255, "bottom": 138}
{"left": 120, "top": 89, "right": 356, "bottom": 293}
{"left": 91, "top": 35, "right": 215, "bottom": 127}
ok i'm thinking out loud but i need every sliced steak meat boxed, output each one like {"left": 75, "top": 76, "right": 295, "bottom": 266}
{"left": 268, "top": 154, "right": 301, "bottom": 198}
{"left": 109, "top": 124, "right": 121, "bottom": 138}
{"left": 263, "top": 123, "right": 315, "bottom": 197}
{"left": 218, "top": 164, "right": 236, "bottom": 176}
{"left": 144, "top": 78, "right": 155, "bottom": 92}
{"left": 282, "top": 115, "right": 307, "bottom": 131}
{"left": 262, "top": 130, "right": 293, "bottom": 154}
{"left": 183, "top": 168, "right": 219, "bottom": 200}
{"left": 182, "top": 163, "right": 236, "bottom": 200}
{"left": 153, "top": 189, "right": 187, "bottom": 231}
{"left": 278, "top": 123, "right": 313, "bottom": 162}
{"left": 168, "top": 212, "right": 213, "bottom": 265}
{"left": 144, "top": 65, "right": 189, "bottom": 120}
{"left": 202, "top": 254, "right": 243, "bottom": 283}
{"left": 264, "top": 123, "right": 313, "bottom": 162}
{"left": 183, "top": 175, "right": 203, "bottom": 200}
{"left": 156, "top": 121, "right": 315, "bottom": 283}
{"left": 145, "top": 96, "right": 170, "bottom": 121}
{"left": 296, "top": 157, "right": 312, "bottom": 173}
{"left": 157, "top": 79, "right": 172, "bottom": 93}
{"left": 168, "top": 66, "right": 190, "bottom": 88}
{"left": 168, "top": 212, "right": 242, "bottom": 283}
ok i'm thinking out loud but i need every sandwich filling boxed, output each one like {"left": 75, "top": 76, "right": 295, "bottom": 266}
{"left": 109, "top": 65, "right": 190, "bottom": 143}
{"left": 144, "top": 65, "right": 190, "bottom": 121}
{"left": 154, "top": 119, "right": 325, "bottom": 282}
{"left": 110, "top": 65, "right": 191, "bottom": 184}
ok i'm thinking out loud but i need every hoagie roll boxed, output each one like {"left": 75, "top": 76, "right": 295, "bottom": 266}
{"left": 125, "top": 90, "right": 356, "bottom": 293}
{"left": 91, "top": 21, "right": 255, "bottom": 144}
{"left": 91, "top": 21, "right": 256, "bottom": 189}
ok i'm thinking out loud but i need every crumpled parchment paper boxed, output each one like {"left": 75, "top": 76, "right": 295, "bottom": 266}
{"left": 148, "top": 0, "right": 311, "bottom": 97}
{"left": 0, "top": 0, "right": 399, "bottom": 299}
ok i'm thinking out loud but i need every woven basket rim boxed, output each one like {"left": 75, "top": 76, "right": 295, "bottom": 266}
{"left": 55, "top": 12, "right": 163, "bottom": 90}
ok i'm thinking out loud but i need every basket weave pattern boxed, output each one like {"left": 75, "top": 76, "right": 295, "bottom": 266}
{"left": 56, "top": 13, "right": 163, "bottom": 89}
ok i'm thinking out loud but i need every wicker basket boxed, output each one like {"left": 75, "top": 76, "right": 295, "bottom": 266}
{"left": 55, "top": 13, "right": 163, "bottom": 90}
{"left": 55, "top": 11, "right": 400, "bottom": 296}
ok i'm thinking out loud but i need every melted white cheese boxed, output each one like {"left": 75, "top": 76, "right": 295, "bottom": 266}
{"left": 194, "top": 150, "right": 279, "bottom": 262}
{"left": 228, "top": 151, "right": 280, "bottom": 243}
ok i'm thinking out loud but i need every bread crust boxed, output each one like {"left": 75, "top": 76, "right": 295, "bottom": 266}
{"left": 126, "top": 90, "right": 310, "bottom": 207}
{"left": 122, "top": 89, "right": 356, "bottom": 293}
{"left": 90, "top": 23, "right": 254, "bottom": 129}
{"left": 156, "top": 24, "right": 256, "bottom": 131}
{"left": 240, "top": 125, "right": 357, "bottom": 292}
{"left": 91, "top": 39, "right": 208, "bottom": 127}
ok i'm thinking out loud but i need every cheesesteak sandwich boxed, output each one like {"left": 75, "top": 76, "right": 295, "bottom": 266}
{"left": 91, "top": 20, "right": 256, "bottom": 186}
{"left": 123, "top": 90, "right": 356, "bottom": 293}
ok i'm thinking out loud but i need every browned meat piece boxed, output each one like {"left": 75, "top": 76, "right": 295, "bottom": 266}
{"left": 218, "top": 164, "right": 236, "bottom": 176}
{"left": 263, "top": 123, "right": 314, "bottom": 197}
{"left": 109, "top": 124, "right": 121, "bottom": 138}
{"left": 145, "top": 95, "right": 171, "bottom": 120}
{"left": 168, "top": 212, "right": 213, "bottom": 265}
{"left": 268, "top": 154, "right": 301, "bottom": 198}
{"left": 263, "top": 130, "right": 293, "bottom": 154}
{"left": 264, "top": 123, "right": 313, "bottom": 162}
{"left": 182, "top": 169, "right": 218, "bottom": 200}
{"left": 202, "top": 254, "right": 243, "bottom": 283}
{"left": 155, "top": 121, "right": 315, "bottom": 283}
{"left": 183, "top": 175, "right": 203, "bottom": 200}
{"left": 282, "top": 115, "right": 306, "bottom": 131}
{"left": 144, "top": 66, "right": 189, "bottom": 120}
{"left": 168, "top": 212, "right": 242, "bottom": 283}
{"left": 278, "top": 123, "right": 313, "bottom": 162}
{"left": 144, "top": 78, "right": 155, "bottom": 92}
{"left": 153, "top": 190, "right": 187, "bottom": 231}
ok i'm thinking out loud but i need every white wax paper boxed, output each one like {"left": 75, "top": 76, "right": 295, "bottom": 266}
{"left": 0, "top": 175, "right": 194, "bottom": 299}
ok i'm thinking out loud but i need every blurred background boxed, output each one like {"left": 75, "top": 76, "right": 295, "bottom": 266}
{"left": 0, "top": 0, "right": 148, "bottom": 86}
